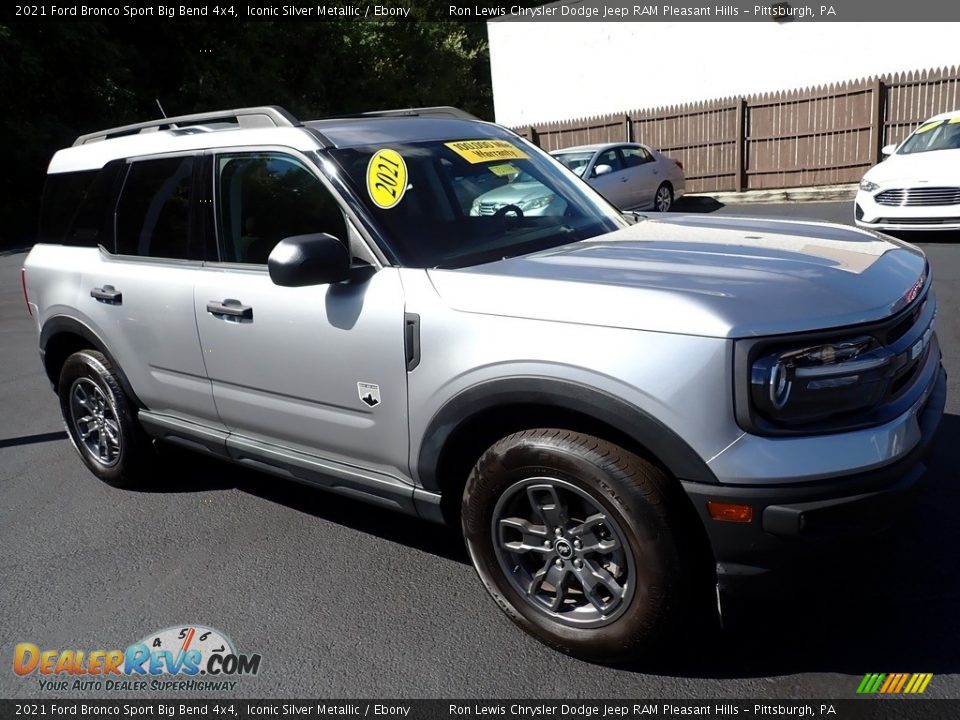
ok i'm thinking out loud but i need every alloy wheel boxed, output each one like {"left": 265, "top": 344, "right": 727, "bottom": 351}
{"left": 491, "top": 477, "right": 636, "bottom": 628}
{"left": 69, "top": 377, "right": 122, "bottom": 467}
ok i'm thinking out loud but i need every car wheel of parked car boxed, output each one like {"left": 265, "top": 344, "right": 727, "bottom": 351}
{"left": 654, "top": 183, "right": 673, "bottom": 212}
{"left": 58, "top": 350, "right": 153, "bottom": 488}
{"left": 462, "top": 429, "right": 688, "bottom": 662}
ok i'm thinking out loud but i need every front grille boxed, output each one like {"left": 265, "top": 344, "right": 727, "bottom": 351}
{"left": 875, "top": 187, "right": 960, "bottom": 206}
{"left": 875, "top": 217, "right": 960, "bottom": 225}
{"left": 477, "top": 201, "right": 502, "bottom": 216}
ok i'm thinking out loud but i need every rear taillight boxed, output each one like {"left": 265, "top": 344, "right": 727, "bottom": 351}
{"left": 21, "top": 268, "right": 31, "bottom": 316}
{"left": 674, "top": 160, "right": 684, "bottom": 171}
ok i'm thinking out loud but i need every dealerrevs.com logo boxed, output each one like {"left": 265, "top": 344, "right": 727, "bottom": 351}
{"left": 14, "top": 625, "right": 261, "bottom": 692}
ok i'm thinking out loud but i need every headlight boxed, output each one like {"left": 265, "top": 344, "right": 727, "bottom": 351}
{"left": 518, "top": 194, "right": 555, "bottom": 211}
{"left": 859, "top": 179, "right": 880, "bottom": 193}
{"left": 748, "top": 336, "right": 893, "bottom": 426}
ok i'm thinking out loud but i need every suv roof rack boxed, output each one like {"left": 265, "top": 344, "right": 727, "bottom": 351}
{"left": 312, "top": 106, "right": 479, "bottom": 122}
{"left": 72, "top": 106, "right": 300, "bottom": 146}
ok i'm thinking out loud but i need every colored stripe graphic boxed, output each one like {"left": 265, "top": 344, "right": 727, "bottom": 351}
{"left": 857, "top": 673, "right": 933, "bottom": 694}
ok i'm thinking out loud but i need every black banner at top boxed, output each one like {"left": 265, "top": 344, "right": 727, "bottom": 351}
{"left": 5, "top": 0, "right": 960, "bottom": 22}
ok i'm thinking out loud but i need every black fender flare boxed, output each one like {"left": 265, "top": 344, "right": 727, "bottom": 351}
{"left": 416, "top": 377, "right": 718, "bottom": 492}
{"left": 39, "top": 315, "right": 144, "bottom": 408}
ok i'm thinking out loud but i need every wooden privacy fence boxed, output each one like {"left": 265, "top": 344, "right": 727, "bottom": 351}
{"left": 513, "top": 66, "right": 960, "bottom": 194}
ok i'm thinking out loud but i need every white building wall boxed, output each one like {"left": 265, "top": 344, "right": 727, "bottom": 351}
{"left": 488, "top": 22, "right": 960, "bottom": 126}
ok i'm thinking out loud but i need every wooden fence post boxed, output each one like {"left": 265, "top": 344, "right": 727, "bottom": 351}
{"left": 624, "top": 114, "right": 633, "bottom": 143}
{"left": 734, "top": 98, "right": 747, "bottom": 192}
{"left": 871, "top": 77, "right": 885, "bottom": 164}
{"left": 527, "top": 126, "right": 540, "bottom": 147}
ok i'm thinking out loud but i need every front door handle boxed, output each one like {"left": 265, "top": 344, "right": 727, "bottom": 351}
{"left": 206, "top": 299, "right": 253, "bottom": 320}
{"left": 91, "top": 285, "right": 122, "bottom": 304}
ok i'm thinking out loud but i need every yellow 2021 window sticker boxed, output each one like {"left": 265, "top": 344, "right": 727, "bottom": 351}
{"left": 366, "top": 149, "right": 408, "bottom": 209}
{"left": 445, "top": 139, "right": 529, "bottom": 164}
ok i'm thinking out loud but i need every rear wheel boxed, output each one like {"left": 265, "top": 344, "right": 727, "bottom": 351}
{"left": 654, "top": 183, "right": 673, "bottom": 212}
{"left": 58, "top": 350, "right": 154, "bottom": 488}
{"left": 462, "top": 429, "right": 691, "bottom": 662}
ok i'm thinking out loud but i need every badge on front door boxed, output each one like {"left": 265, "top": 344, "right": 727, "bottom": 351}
{"left": 357, "top": 382, "right": 381, "bottom": 408}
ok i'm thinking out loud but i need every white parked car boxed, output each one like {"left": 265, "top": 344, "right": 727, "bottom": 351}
{"left": 551, "top": 142, "right": 685, "bottom": 212}
{"left": 856, "top": 110, "right": 960, "bottom": 232}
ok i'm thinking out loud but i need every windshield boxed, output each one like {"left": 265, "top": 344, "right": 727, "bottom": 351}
{"left": 552, "top": 151, "right": 594, "bottom": 177}
{"left": 327, "top": 138, "right": 625, "bottom": 268}
{"left": 898, "top": 118, "right": 960, "bottom": 154}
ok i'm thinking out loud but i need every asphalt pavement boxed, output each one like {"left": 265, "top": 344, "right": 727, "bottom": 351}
{"left": 1, "top": 203, "right": 958, "bottom": 700}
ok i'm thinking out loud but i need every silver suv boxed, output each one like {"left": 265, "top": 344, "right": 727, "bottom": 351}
{"left": 23, "top": 106, "right": 946, "bottom": 662}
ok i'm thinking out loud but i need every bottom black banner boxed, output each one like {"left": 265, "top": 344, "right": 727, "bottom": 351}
{"left": 2, "top": 700, "right": 957, "bottom": 720}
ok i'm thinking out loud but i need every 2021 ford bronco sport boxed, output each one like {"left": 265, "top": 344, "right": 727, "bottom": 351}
{"left": 23, "top": 106, "right": 946, "bottom": 661}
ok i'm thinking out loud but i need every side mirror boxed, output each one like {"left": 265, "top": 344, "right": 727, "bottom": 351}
{"left": 268, "top": 233, "right": 351, "bottom": 287}
{"left": 881, "top": 144, "right": 897, "bottom": 156}
{"left": 592, "top": 164, "right": 613, "bottom": 178}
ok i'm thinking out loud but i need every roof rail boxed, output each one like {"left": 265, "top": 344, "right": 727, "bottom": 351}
{"left": 73, "top": 106, "right": 300, "bottom": 146}
{"left": 315, "top": 106, "right": 480, "bottom": 122}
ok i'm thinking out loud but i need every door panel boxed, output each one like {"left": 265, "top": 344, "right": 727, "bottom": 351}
{"left": 194, "top": 267, "right": 410, "bottom": 476}
{"left": 195, "top": 149, "right": 411, "bottom": 478}
{"left": 588, "top": 148, "right": 630, "bottom": 208}
{"left": 620, "top": 146, "right": 659, "bottom": 209}
{"left": 82, "top": 257, "right": 218, "bottom": 424}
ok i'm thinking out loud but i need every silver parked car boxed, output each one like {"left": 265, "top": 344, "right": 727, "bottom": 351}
{"left": 552, "top": 142, "right": 686, "bottom": 212}
{"left": 23, "top": 106, "right": 944, "bottom": 663}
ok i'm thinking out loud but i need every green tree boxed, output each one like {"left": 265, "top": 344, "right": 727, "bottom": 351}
{"left": 0, "top": 17, "right": 492, "bottom": 246}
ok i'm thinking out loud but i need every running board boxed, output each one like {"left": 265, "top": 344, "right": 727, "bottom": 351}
{"left": 137, "top": 410, "right": 444, "bottom": 522}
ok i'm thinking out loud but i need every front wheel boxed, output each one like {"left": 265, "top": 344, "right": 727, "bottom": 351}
{"left": 654, "top": 183, "right": 673, "bottom": 212}
{"left": 462, "top": 429, "right": 691, "bottom": 663}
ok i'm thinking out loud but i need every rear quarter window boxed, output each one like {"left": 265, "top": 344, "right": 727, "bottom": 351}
{"left": 38, "top": 170, "right": 98, "bottom": 244}
{"left": 67, "top": 161, "right": 124, "bottom": 250}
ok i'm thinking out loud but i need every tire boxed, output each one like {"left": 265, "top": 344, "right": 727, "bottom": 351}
{"left": 654, "top": 183, "right": 673, "bottom": 212}
{"left": 58, "top": 349, "right": 153, "bottom": 488}
{"left": 462, "top": 429, "right": 690, "bottom": 663}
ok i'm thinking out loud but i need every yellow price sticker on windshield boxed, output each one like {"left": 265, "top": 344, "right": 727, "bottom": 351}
{"left": 487, "top": 163, "right": 519, "bottom": 177}
{"left": 445, "top": 139, "right": 529, "bottom": 164}
{"left": 949, "top": 116, "right": 960, "bottom": 124}
{"left": 915, "top": 120, "right": 945, "bottom": 134}
{"left": 366, "top": 148, "right": 408, "bottom": 209}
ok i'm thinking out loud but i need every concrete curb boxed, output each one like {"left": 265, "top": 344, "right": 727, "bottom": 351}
{"left": 687, "top": 183, "right": 858, "bottom": 205}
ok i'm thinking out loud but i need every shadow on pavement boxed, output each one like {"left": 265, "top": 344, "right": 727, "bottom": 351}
{"left": 887, "top": 230, "right": 959, "bottom": 244}
{"left": 145, "top": 442, "right": 469, "bottom": 564}
{"left": 636, "top": 413, "right": 960, "bottom": 679}
{"left": 136, "top": 411, "right": 959, "bottom": 677}
{"left": 0, "top": 430, "right": 67, "bottom": 449}
{"left": 672, "top": 196, "right": 726, "bottom": 213}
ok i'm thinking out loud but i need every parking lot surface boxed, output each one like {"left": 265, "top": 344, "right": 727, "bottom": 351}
{"left": 1, "top": 202, "right": 958, "bottom": 699}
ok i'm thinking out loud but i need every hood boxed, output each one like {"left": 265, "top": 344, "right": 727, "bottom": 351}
{"left": 863, "top": 149, "right": 960, "bottom": 185}
{"left": 426, "top": 215, "right": 928, "bottom": 338}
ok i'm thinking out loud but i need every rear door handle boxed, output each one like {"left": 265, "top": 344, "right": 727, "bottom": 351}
{"left": 206, "top": 299, "right": 253, "bottom": 320}
{"left": 91, "top": 285, "right": 122, "bottom": 304}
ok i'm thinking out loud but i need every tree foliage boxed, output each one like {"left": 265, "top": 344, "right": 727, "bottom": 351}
{"left": 0, "top": 19, "right": 492, "bottom": 244}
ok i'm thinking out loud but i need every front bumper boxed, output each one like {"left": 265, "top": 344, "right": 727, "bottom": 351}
{"left": 855, "top": 190, "right": 960, "bottom": 231}
{"left": 682, "top": 362, "right": 946, "bottom": 595}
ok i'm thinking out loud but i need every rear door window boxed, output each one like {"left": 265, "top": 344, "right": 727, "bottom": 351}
{"left": 115, "top": 156, "right": 196, "bottom": 260}
{"left": 621, "top": 147, "right": 654, "bottom": 167}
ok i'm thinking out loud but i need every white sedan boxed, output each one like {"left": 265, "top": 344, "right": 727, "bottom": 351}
{"left": 856, "top": 110, "right": 960, "bottom": 232}
{"left": 551, "top": 142, "right": 685, "bottom": 212}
